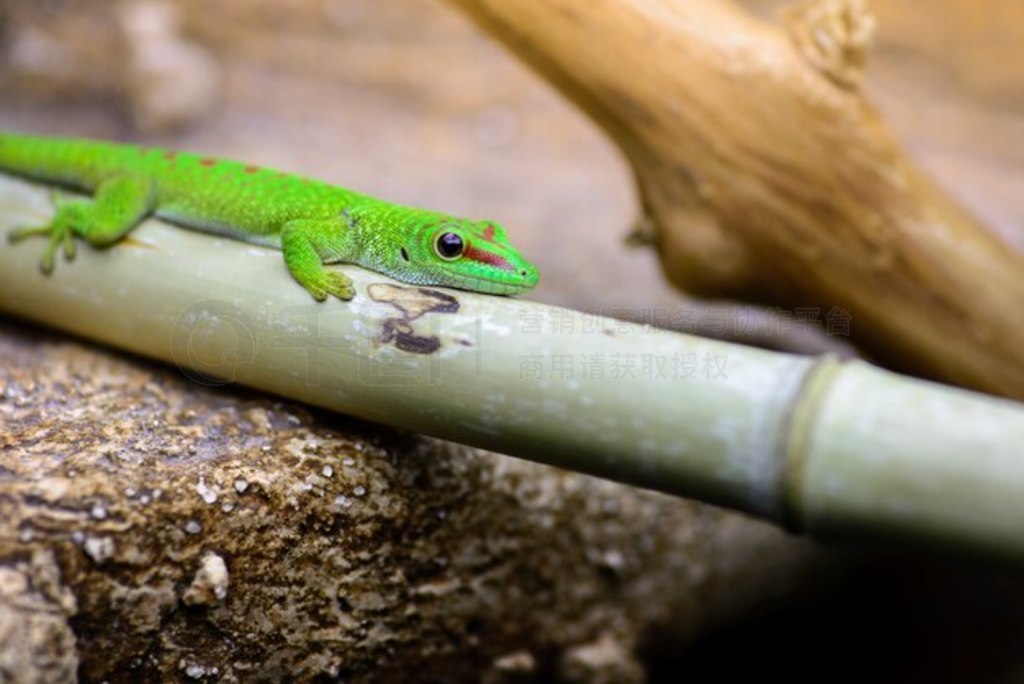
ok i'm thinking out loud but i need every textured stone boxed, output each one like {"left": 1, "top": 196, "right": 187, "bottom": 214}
{"left": 0, "top": 321, "right": 823, "bottom": 681}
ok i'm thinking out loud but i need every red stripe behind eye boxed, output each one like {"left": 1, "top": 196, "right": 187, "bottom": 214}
{"left": 464, "top": 244, "right": 515, "bottom": 271}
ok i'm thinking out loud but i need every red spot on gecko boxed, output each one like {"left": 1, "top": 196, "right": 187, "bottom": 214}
{"left": 200, "top": 158, "right": 217, "bottom": 167}
{"left": 162, "top": 151, "right": 178, "bottom": 160}
{"left": 464, "top": 244, "right": 515, "bottom": 271}
{"left": 244, "top": 165, "right": 260, "bottom": 174}
{"left": 480, "top": 224, "right": 497, "bottom": 243}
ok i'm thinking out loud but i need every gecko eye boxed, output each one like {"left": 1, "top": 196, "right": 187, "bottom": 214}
{"left": 434, "top": 232, "right": 465, "bottom": 260}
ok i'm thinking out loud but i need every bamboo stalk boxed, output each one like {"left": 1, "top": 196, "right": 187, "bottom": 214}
{"left": 443, "top": 0, "right": 1024, "bottom": 400}
{"left": 2, "top": 174, "right": 1024, "bottom": 564}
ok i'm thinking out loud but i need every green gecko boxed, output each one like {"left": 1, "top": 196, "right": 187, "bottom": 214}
{"left": 0, "top": 132, "right": 539, "bottom": 300}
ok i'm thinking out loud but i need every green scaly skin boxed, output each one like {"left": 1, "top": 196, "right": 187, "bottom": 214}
{"left": 0, "top": 132, "right": 539, "bottom": 300}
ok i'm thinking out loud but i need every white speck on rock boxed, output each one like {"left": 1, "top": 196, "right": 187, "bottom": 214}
{"left": 183, "top": 552, "right": 229, "bottom": 605}
{"left": 234, "top": 478, "right": 249, "bottom": 494}
{"left": 334, "top": 495, "right": 352, "bottom": 509}
{"left": 183, "top": 662, "right": 207, "bottom": 679}
{"left": 491, "top": 650, "right": 537, "bottom": 676}
{"left": 84, "top": 536, "right": 116, "bottom": 563}
{"left": 342, "top": 457, "right": 355, "bottom": 466}
{"left": 602, "top": 550, "right": 625, "bottom": 571}
{"left": 196, "top": 478, "right": 218, "bottom": 504}
{"left": 90, "top": 504, "right": 108, "bottom": 520}
{"left": 221, "top": 502, "right": 235, "bottom": 513}
{"left": 322, "top": 465, "right": 333, "bottom": 478}
{"left": 353, "top": 485, "right": 366, "bottom": 497}
{"left": 184, "top": 520, "right": 202, "bottom": 535}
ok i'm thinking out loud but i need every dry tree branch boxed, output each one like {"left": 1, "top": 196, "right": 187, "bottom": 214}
{"left": 445, "top": 0, "right": 1024, "bottom": 399}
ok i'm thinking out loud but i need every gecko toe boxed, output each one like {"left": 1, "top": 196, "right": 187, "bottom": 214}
{"left": 63, "top": 230, "right": 77, "bottom": 260}
{"left": 324, "top": 272, "right": 356, "bottom": 301}
{"left": 8, "top": 225, "right": 51, "bottom": 244}
{"left": 40, "top": 251, "right": 56, "bottom": 275}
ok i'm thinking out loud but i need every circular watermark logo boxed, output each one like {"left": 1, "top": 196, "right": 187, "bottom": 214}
{"left": 170, "top": 300, "right": 256, "bottom": 386}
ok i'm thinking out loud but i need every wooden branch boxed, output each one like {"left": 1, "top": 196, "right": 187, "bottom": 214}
{"left": 445, "top": 0, "right": 1024, "bottom": 399}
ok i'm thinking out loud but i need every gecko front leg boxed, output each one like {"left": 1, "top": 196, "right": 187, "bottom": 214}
{"left": 280, "top": 219, "right": 357, "bottom": 302}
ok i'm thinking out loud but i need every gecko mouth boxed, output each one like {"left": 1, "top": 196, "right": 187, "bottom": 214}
{"left": 454, "top": 237, "right": 539, "bottom": 295}
{"left": 450, "top": 270, "right": 538, "bottom": 296}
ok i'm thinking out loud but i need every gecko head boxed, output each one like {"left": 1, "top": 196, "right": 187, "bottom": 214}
{"left": 407, "top": 218, "right": 539, "bottom": 295}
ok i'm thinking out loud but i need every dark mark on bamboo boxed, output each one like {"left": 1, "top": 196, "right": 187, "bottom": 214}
{"left": 367, "top": 283, "right": 460, "bottom": 355}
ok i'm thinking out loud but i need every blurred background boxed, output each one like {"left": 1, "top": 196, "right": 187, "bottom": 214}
{"left": 1, "top": 0, "right": 1023, "bottom": 681}
{"left": 2, "top": 0, "right": 1021, "bottom": 347}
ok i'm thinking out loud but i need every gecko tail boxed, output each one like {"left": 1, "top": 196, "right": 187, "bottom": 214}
{"left": 0, "top": 131, "right": 123, "bottom": 192}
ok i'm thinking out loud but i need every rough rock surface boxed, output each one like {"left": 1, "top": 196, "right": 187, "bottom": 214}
{"left": 0, "top": 321, "right": 823, "bottom": 682}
